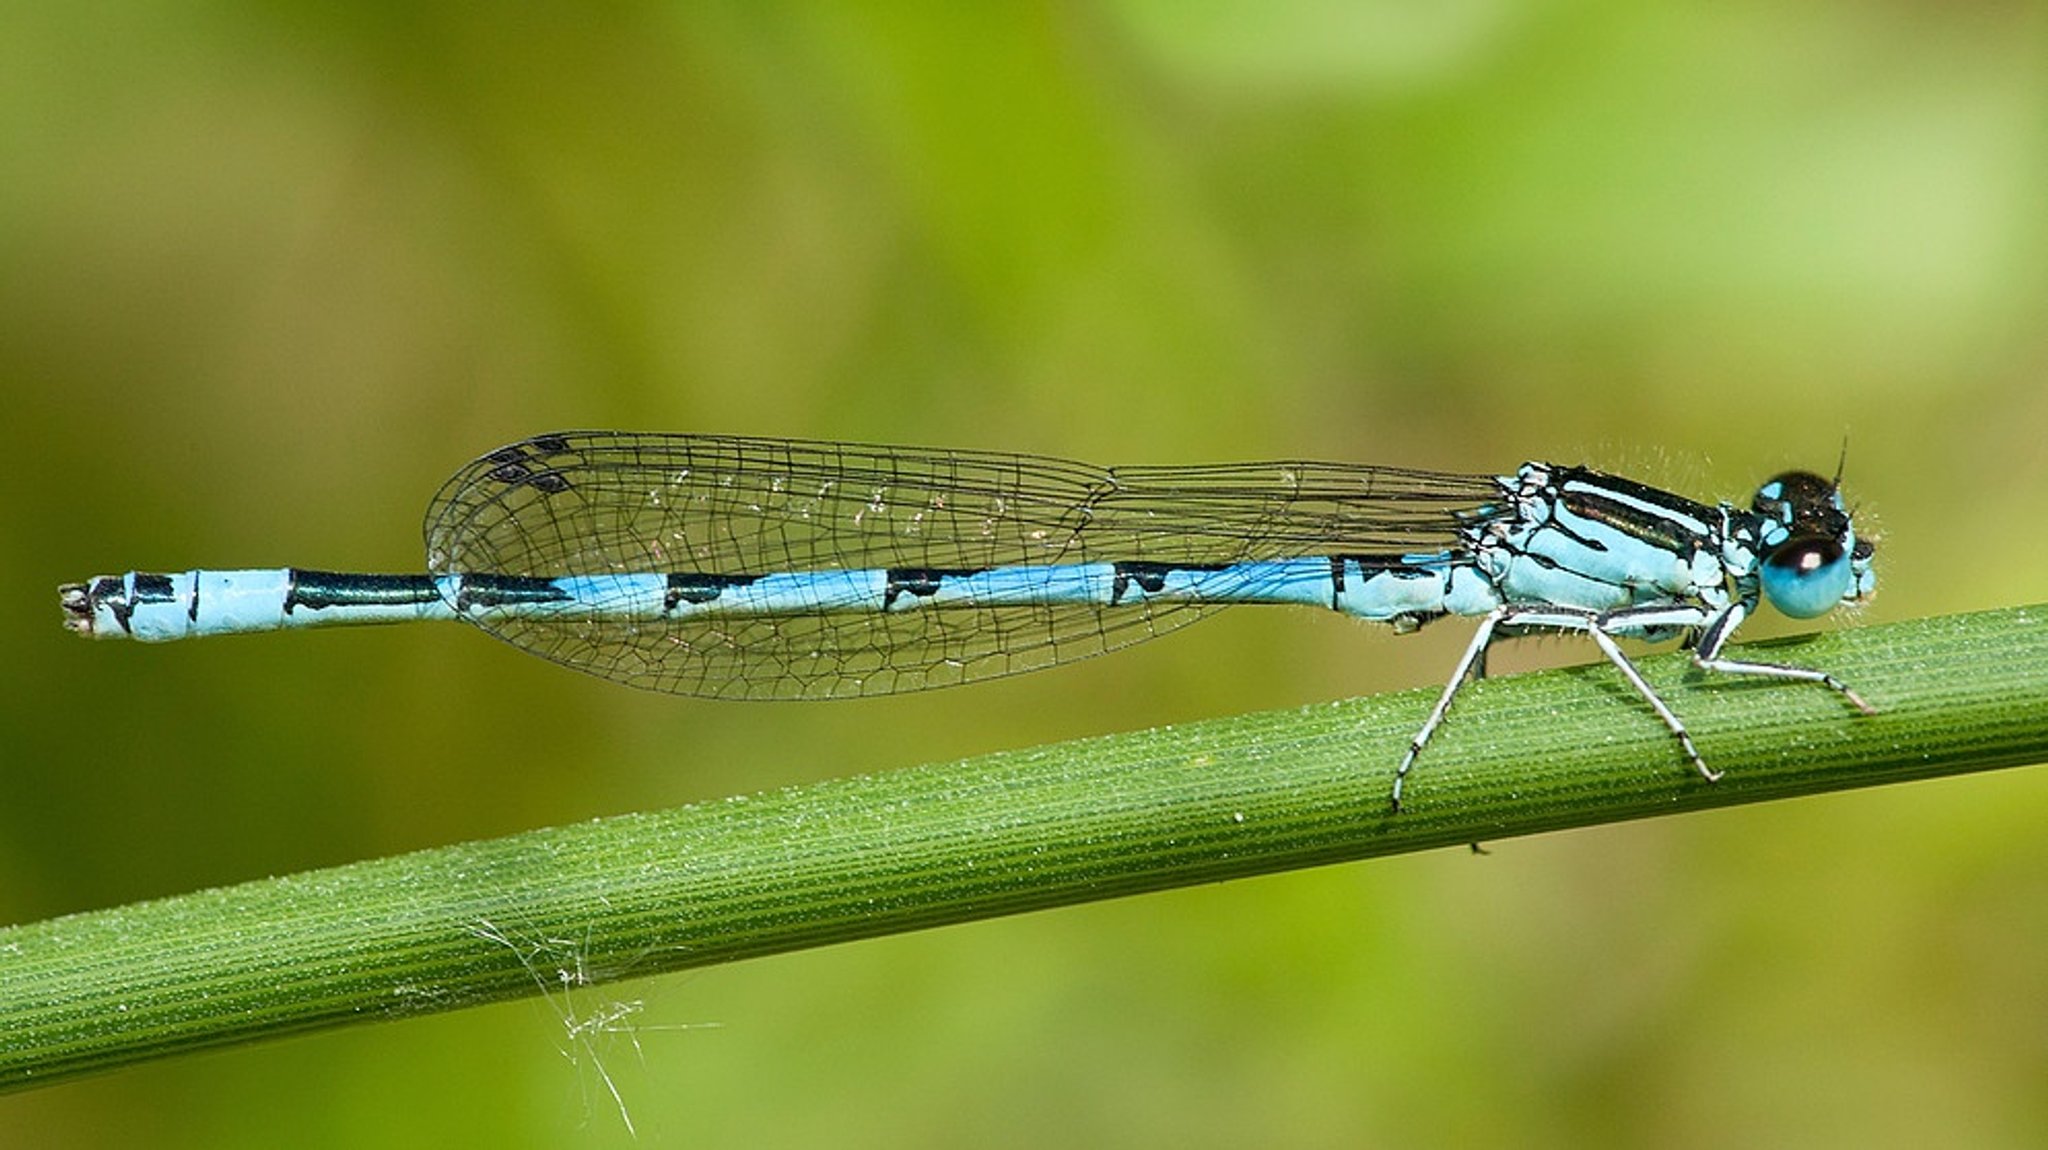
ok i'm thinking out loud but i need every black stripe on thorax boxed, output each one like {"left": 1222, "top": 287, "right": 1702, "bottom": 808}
{"left": 1553, "top": 469, "right": 1714, "bottom": 555}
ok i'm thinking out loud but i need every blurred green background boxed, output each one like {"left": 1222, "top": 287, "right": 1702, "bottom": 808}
{"left": 5, "top": 3, "right": 2047, "bottom": 1146}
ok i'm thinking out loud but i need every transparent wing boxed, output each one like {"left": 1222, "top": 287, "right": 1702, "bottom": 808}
{"left": 423, "top": 431, "right": 1506, "bottom": 699}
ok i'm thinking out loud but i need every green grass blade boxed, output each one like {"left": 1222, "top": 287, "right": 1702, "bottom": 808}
{"left": 4, "top": 604, "right": 2045, "bottom": 1091}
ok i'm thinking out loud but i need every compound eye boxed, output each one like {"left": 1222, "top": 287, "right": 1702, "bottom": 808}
{"left": 1761, "top": 535, "right": 1852, "bottom": 619}
{"left": 1753, "top": 471, "right": 1835, "bottom": 518}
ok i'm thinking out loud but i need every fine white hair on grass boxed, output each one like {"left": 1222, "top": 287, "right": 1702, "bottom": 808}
{"left": 469, "top": 917, "right": 719, "bottom": 1137}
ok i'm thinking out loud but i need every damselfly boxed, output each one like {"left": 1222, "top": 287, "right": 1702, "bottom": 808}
{"left": 61, "top": 432, "right": 1877, "bottom": 808}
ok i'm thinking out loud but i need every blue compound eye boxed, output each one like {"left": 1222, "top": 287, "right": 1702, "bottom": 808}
{"left": 1761, "top": 535, "right": 1853, "bottom": 618}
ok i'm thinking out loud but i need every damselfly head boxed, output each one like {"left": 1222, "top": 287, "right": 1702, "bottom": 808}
{"left": 1751, "top": 470, "right": 1873, "bottom": 619}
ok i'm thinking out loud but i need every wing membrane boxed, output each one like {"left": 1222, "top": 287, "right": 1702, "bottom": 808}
{"left": 423, "top": 431, "right": 1504, "bottom": 698}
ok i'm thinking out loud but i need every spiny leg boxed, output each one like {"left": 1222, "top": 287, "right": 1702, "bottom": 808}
{"left": 1691, "top": 602, "right": 1875, "bottom": 715}
{"left": 1692, "top": 654, "right": 1875, "bottom": 714}
{"left": 1388, "top": 598, "right": 1876, "bottom": 811}
{"left": 1390, "top": 605, "right": 1726, "bottom": 813}
{"left": 1580, "top": 622, "right": 1719, "bottom": 783}
{"left": 1495, "top": 604, "right": 1722, "bottom": 784}
{"left": 1390, "top": 608, "right": 1504, "bottom": 812}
